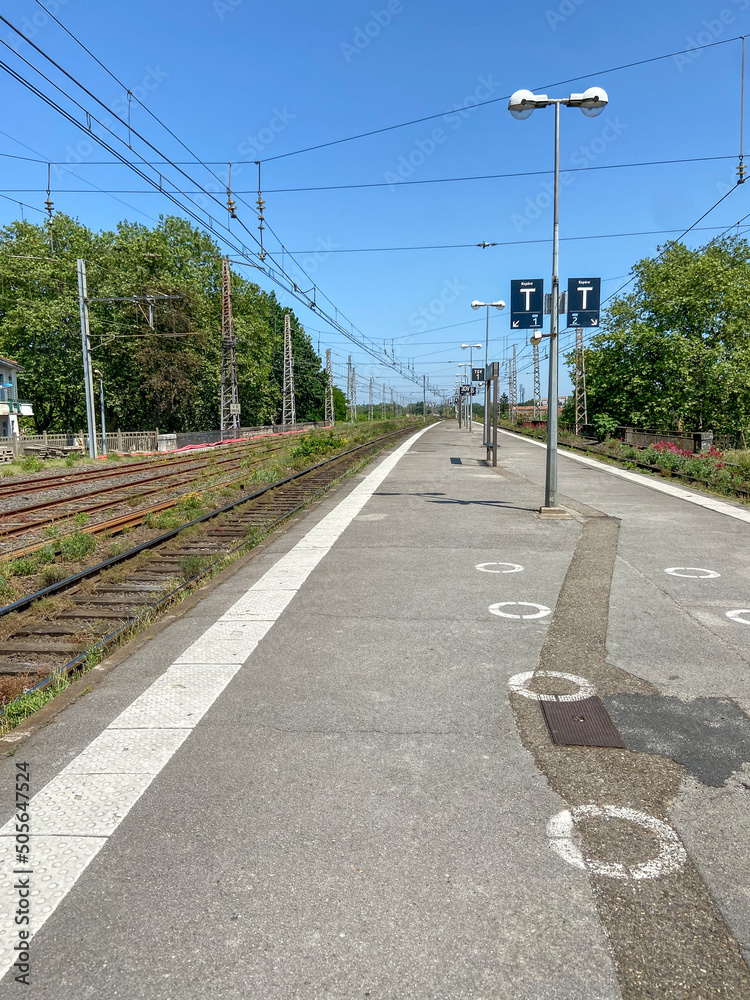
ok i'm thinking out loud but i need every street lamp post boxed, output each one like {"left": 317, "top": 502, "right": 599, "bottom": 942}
{"left": 508, "top": 86, "right": 608, "bottom": 512}
{"left": 93, "top": 369, "right": 107, "bottom": 457}
{"left": 471, "top": 301, "right": 505, "bottom": 446}
{"left": 461, "top": 343, "right": 482, "bottom": 433}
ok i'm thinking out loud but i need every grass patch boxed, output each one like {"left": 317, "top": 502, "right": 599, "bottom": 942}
{"left": 59, "top": 531, "right": 97, "bottom": 562}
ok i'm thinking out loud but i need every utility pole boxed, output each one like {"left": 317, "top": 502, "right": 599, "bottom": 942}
{"left": 423, "top": 374, "right": 426, "bottom": 421}
{"left": 390, "top": 387, "right": 394, "bottom": 418}
{"left": 351, "top": 366, "right": 357, "bottom": 422}
{"left": 325, "top": 348, "right": 334, "bottom": 426}
{"left": 574, "top": 327, "right": 588, "bottom": 434}
{"left": 382, "top": 383, "right": 386, "bottom": 420}
{"left": 76, "top": 258, "right": 98, "bottom": 459}
{"left": 220, "top": 258, "right": 240, "bottom": 436}
{"left": 369, "top": 377, "right": 374, "bottom": 421}
{"left": 533, "top": 343, "right": 542, "bottom": 421}
{"left": 282, "top": 312, "right": 296, "bottom": 427}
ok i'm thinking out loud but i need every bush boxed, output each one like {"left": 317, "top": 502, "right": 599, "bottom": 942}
{"left": 59, "top": 531, "right": 97, "bottom": 562}
{"left": 20, "top": 456, "right": 43, "bottom": 473}
{"left": 591, "top": 413, "right": 619, "bottom": 442}
{"left": 35, "top": 544, "right": 58, "bottom": 565}
{"left": 290, "top": 431, "right": 341, "bottom": 460}
{"left": 9, "top": 557, "right": 37, "bottom": 577}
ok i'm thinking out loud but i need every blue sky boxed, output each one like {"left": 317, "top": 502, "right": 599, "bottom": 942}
{"left": 0, "top": 0, "right": 748, "bottom": 405}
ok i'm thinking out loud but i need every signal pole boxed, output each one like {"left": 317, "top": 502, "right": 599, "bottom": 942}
{"left": 220, "top": 258, "right": 240, "bottom": 436}
{"left": 282, "top": 312, "right": 296, "bottom": 427}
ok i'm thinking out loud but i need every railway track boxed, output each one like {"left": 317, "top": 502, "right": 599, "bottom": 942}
{"left": 0, "top": 425, "right": 415, "bottom": 718}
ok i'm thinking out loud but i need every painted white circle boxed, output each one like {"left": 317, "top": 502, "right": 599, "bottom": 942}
{"left": 547, "top": 805, "right": 686, "bottom": 881}
{"left": 508, "top": 670, "right": 595, "bottom": 702}
{"left": 726, "top": 609, "right": 750, "bottom": 625}
{"left": 665, "top": 567, "right": 720, "bottom": 579}
{"left": 489, "top": 602, "right": 551, "bottom": 620}
{"left": 475, "top": 562, "right": 524, "bottom": 574}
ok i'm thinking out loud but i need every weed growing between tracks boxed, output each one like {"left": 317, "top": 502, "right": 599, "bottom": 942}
{"left": 0, "top": 425, "right": 422, "bottom": 737}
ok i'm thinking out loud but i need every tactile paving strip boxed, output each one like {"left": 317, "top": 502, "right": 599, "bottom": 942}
{"left": 109, "top": 662, "right": 242, "bottom": 729}
{"left": 174, "top": 620, "right": 272, "bottom": 664}
{"left": 222, "top": 588, "right": 296, "bottom": 620}
{"left": 0, "top": 773, "right": 156, "bottom": 837}
{"left": 0, "top": 836, "right": 107, "bottom": 974}
{"left": 63, "top": 729, "right": 192, "bottom": 774}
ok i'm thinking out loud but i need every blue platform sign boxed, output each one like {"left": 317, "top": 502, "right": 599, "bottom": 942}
{"left": 510, "top": 279, "right": 544, "bottom": 330}
{"left": 567, "top": 277, "right": 601, "bottom": 328}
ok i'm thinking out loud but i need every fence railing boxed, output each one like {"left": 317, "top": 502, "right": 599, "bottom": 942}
{"left": 0, "top": 422, "right": 330, "bottom": 459}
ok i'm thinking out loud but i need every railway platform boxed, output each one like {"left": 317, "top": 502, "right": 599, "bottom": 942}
{"left": 1, "top": 421, "right": 750, "bottom": 999}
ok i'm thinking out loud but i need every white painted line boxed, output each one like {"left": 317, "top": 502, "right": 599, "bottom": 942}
{"left": 508, "top": 670, "right": 595, "bottom": 702}
{"left": 489, "top": 601, "right": 551, "bottom": 620}
{"left": 547, "top": 805, "right": 687, "bottom": 880}
{"left": 665, "top": 567, "right": 720, "bottom": 579}
{"left": 476, "top": 562, "right": 524, "bottom": 574}
{"left": 499, "top": 429, "right": 750, "bottom": 526}
{"left": 0, "top": 423, "right": 438, "bottom": 979}
{"left": 726, "top": 610, "right": 750, "bottom": 625}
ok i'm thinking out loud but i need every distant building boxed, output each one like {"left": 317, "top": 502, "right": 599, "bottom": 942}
{"left": 0, "top": 354, "right": 34, "bottom": 437}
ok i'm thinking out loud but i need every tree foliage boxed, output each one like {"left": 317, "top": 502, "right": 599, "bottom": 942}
{"left": 567, "top": 237, "right": 750, "bottom": 435}
{"left": 0, "top": 214, "right": 330, "bottom": 432}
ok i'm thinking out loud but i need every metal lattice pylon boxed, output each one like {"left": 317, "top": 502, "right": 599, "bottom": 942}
{"left": 325, "top": 348, "right": 334, "bottom": 425}
{"left": 382, "top": 383, "right": 386, "bottom": 419}
{"left": 533, "top": 344, "right": 542, "bottom": 421}
{"left": 220, "top": 258, "right": 240, "bottom": 433}
{"left": 282, "top": 313, "right": 296, "bottom": 427}
{"left": 509, "top": 345, "right": 518, "bottom": 421}
{"left": 574, "top": 328, "right": 588, "bottom": 434}
{"left": 351, "top": 366, "right": 357, "bottom": 421}
{"left": 390, "top": 387, "right": 394, "bottom": 417}
{"left": 346, "top": 354, "right": 354, "bottom": 423}
{"left": 369, "top": 377, "right": 374, "bottom": 420}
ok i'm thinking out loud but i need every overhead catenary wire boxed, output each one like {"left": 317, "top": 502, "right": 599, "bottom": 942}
{"left": 0, "top": 24, "right": 439, "bottom": 392}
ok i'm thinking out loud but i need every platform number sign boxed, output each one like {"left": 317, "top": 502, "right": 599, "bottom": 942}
{"left": 471, "top": 368, "right": 484, "bottom": 382}
{"left": 510, "top": 280, "right": 544, "bottom": 329}
{"left": 567, "top": 278, "right": 601, "bottom": 328}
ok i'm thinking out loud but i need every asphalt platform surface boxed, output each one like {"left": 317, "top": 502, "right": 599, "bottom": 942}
{"left": 1, "top": 421, "right": 749, "bottom": 999}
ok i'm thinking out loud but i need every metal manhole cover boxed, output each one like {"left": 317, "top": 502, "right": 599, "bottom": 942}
{"left": 541, "top": 696, "right": 626, "bottom": 748}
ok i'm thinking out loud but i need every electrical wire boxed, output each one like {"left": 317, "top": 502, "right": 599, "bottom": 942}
{"left": 258, "top": 37, "right": 743, "bottom": 163}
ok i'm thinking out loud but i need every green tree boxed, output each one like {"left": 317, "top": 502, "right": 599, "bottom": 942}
{"left": 568, "top": 237, "right": 750, "bottom": 436}
{"left": 0, "top": 213, "right": 328, "bottom": 434}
